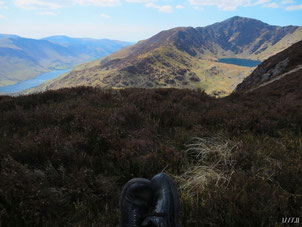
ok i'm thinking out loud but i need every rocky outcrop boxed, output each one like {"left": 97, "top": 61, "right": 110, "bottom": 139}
{"left": 235, "top": 40, "right": 302, "bottom": 93}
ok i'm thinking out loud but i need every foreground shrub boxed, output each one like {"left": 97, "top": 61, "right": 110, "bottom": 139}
{"left": 0, "top": 87, "right": 302, "bottom": 226}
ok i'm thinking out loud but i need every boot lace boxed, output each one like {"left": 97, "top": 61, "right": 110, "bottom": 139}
{"left": 132, "top": 208, "right": 139, "bottom": 227}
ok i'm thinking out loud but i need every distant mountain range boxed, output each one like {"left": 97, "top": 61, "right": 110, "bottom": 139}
{"left": 32, "top": 16, "right": 302, "bottom": 96}
{"left": 0, "top": 35, "right": 132, "bottom": 87}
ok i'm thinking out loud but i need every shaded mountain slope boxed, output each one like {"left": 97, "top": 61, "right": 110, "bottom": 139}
{"left": 32, "top": 17, "right": 302, "bottom": 96}
{"left": 0, "top": 35, "right": 132, "bottom": 87}
{"left": 235, "top": 40, "right": 302, "bottom": 92}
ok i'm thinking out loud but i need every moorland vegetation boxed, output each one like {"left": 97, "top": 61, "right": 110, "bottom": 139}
{"left": 1, "top": 81, "right": 302, "bottom": 226}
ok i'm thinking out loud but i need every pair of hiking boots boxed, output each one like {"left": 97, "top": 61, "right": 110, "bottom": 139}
{"left": 120, "top": 173, "right": 180, "bottom": 227}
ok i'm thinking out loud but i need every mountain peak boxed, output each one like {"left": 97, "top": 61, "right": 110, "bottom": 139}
{"left": 224, "top": 16, "right": 266, "bottom": 22}
{"left": 209, "top": 16, "right": 274, "bottom": 31}
{"left": 227, "top": 16, "right": 257, "bottom": 21}
{"left": 211, "top": 16, "right": 270, "bottom": 28}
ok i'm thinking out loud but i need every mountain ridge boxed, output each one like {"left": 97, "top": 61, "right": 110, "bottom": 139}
{"left": 28, "top": 16, "right": 302, "bottom": 96}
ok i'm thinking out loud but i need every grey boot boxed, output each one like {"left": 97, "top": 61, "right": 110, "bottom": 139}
{"left": 142, "top": 173, "right": 180, "bottom": 227}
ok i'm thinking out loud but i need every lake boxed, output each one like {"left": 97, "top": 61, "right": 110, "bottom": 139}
{"left": 0, "top": 69, "right": 70, "bottom": 94}
{"left": 218, "top": 58, "right": 261, "bottom": 67}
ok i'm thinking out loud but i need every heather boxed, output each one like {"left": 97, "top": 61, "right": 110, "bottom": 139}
{"left": 0, "top": 86, "right": 302, "bottom": 226}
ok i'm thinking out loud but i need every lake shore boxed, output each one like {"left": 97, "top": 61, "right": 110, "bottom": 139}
{"left": 0, "top": 69, "right": 70, "bottom": 94}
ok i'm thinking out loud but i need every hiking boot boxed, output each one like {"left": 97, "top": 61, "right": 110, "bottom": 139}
{"left": 120, "top": 178, "right": 154, "bottom": 227}
{"left": 142, "top": 173, "right": 180, "bottom": 227}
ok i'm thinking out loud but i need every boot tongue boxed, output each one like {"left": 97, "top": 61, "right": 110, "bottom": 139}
{"left": 128, "top": 187, "right": 153, "bottom": 207}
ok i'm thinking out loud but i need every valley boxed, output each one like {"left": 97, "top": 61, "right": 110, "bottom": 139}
{"left": 30, "top": 46, "right": 253, "bottom": 96}
{"left": 218, "top": 58, "right": 261, "bottom": 67}
{"left": 0, "top": 69, "right": 70, "bottom": 94}
{"left": 0, "top": 35, "right": 132, "bottom": 88}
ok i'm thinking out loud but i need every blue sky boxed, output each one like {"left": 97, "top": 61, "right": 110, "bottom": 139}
{"left": 0, "top": 0, "right": 302, "bottom": 42}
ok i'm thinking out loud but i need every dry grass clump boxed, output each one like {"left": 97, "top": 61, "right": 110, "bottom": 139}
{"left": 178, "top": 136, "right": 238, "bottom": 196}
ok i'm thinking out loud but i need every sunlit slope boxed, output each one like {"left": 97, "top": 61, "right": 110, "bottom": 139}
{"left": 29, "top": 45, "right": 252, "bottom": 96}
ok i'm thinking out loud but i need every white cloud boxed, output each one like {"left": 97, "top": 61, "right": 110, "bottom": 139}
{"left": 146, "top": 2, "right": 172, "bottom": 13}
{"left": 126, "top": 0, "right": 154, "bottom": 2}
{"left": 74, "top": 0, "right": 120, "bottom": 7}
{"left": 176, "top": 4, "right": 184, "bottom": 9}
{"left": 242, "top": 0, "right": 273, "bottom": 7}
{"left": 14, "top": 0, "right": 63, "bottom": 10}
{"left": 158, "top": 5, "right": 172, "bottom": 13}
{"left": 253, "top": 0, "right": 271, "bottom": 5}
{"left": 100, "top": 13, "right": 111, "bottom": 18}
{"left": 0, "top": 1, "right": 8, "bottom": 9}
{"left": 281, "top": 0, "right": 294, "bottom": 4}
{"left": 14, "top": 0, "right": 121, "bottom": 9}
{"left": 0, "top": 14, "right": 5, "bottom": 19}
{"left": 187, "top": 0, "right": 301, "bottom": 11}
{"left": 127, "top": 0, "right": 172, "bottom": 12}
{"left": 37, "top": 11, "right": 56, "bottom": 15}
{"left": 264, "top": 2, "right": 279, "bottom": 8}
{"left": 187, "top": 0, "right": 292, "bottom": 11}
{"left": 188, "top": 0, "right": 251, "bottom": 11}
{"left": 286, "top": 4, "right": 302, "bottom": 10}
